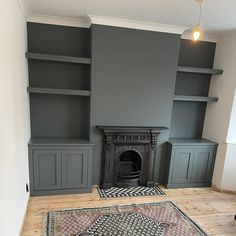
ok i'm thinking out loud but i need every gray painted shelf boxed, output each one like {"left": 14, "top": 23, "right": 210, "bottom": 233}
{"left": 173, "top": 95, "right": 218, "bottom": 102}
{"left": 29, "top": 138, "right": 94, "bottom": 146}
{"left": 26, "top": 52, "right": 91, "bottom": 64}
{"left": 27, "top": 87, "right": 91, "bottom": 96}
{"left": 177, "top": 66, "right": 223, "bottom": 75}
{"left": 168, "top": 138, "right": 218, "bottom": 146}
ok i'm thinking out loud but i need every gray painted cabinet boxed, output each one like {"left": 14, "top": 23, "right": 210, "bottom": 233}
{"left": 28, "top": 138, "right": 93, "bottom": 196}
{"left": 191, "top": 148, "right": 214, "bottom": 183}
{"left": 61, "top": 149, "right": 89, "bottom": 189}
{"left": 33, "top": 149, "right": 61, "bottom": 191}
{"left": 164, "top": 139, "right": 217, "bottom": 188}
{"left": 171, "top": 148, "right": 194, "bottom": 184}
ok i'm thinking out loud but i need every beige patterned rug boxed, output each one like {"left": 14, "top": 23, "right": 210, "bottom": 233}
{"left": 45, "top": 201, "right": 207, "bottom": 236}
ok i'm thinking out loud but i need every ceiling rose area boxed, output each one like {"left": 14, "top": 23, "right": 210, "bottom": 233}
{"left": 26, "top": 0, "right": 236, "bottom": 32}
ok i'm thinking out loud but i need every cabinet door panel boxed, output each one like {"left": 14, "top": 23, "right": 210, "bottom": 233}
{"left": 171, "top": 149, "right": 194, "bottom": 184}
{"left": 62, "top": 150, "right": 89, "bottom": 189}
{"left": 33, "top": 150, "right": 61, "bottom": 190}
{"left": 191, "top": 148, "right": 214, "bottom": 183}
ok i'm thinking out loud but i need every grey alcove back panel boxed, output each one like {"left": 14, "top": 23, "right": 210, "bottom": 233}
{"left": 30, "top": 94, "right": 90, "bottom": 138}
{"left": 170, "top": 101, "right": 207, "bottom": 138}
{"left": 90, "top": 24, "right": 181, "bottom": 184}
{"left": 27, "top": 22, "right": 90, "bottom": 57}
{"left": 28, "top": 60, "right": 90, "bottom": 90}
{"left": 178, "top": 39, "right": 216, "bottom": 68}
{"left": 175, "top": 72, "right": 211, "bottom": 96}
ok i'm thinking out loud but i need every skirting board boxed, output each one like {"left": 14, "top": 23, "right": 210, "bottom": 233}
{"left": 212, "top": 185, "right": 236, "bottom": 195}
{"left": 19, "top": 195, "right": 30, "bottom": 236}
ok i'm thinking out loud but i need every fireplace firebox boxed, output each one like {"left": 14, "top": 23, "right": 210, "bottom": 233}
{"left": 97, "top": 126, "right": 168, "bottom": 189}
{"left": 116, "top": 150, "right": 142, "bottom": 187}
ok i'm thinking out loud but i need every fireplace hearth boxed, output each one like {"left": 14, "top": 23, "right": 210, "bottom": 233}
{"left": 97, "top": 126, "right": 168, "bottom": 189}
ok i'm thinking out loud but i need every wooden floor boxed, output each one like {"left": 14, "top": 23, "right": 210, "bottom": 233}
{"left": 22, "top": 187, "right": 236, "bottom": 236}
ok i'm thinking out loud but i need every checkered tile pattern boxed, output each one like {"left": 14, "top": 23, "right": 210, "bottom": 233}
{"left": 88, "top": 212, "right": 169, "bottom": 236}
{"left": 97, "top": 186, "right": 165, "bottom": 198}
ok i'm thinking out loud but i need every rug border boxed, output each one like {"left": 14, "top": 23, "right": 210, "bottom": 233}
{"left": 45, "top": 201, "right": 208, "bottom": 236}
{"left": 168, "top": 201, "right": 208, "bottom": 236}
{"left": 97, "top": 185, "right": 166, "bottom": 198}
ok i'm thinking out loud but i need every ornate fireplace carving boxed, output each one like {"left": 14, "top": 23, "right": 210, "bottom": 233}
{"left": 97, "top": 126, "right": 168, "bottom": 189}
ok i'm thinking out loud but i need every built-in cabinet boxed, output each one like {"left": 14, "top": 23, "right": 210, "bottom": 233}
{"left": 28, "top": 139, "right": 93, "bottom": 196}
{"left": 166, "top": 39, "right": 223, "bottom": 188}
{"left": 26, "top": 23, "right": 223, "bottom": 193}
{"left": 164, "top": 139, "right": 217, "bottom": 188}
{"left": 26, "top": 23, "right": 94, "bottom": 196}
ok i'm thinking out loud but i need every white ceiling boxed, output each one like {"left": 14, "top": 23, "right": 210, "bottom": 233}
{"left": 26, "top": 0, "right": 236, "bottom": 33}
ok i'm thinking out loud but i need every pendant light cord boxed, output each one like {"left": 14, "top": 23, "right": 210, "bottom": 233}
{"left": 198, "top": 1, "right": 202, "bottom": 26}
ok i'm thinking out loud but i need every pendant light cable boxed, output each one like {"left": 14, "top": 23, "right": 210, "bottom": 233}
{"left": 192, "top": 0, "right": 203, "bottom": 41}
{"left": 198, "top": 0, "right": 202, "bottom": 26}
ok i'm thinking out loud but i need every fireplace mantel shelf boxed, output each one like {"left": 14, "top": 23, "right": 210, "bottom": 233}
{"left": 97, "top": 126, "right": 169, "bottom": 134}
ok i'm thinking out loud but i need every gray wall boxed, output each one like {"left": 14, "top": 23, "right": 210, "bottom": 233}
{"left": 90, "top": 24, "right": 181, "bottom": 184}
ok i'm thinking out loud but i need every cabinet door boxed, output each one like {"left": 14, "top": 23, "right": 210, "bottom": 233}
{"left": 62, "top": 149, "right": 89, "bottom": 189}
{"left": 191, "top": 148, "right": 214, "bottom": 183}
{"left": 171, "top": 148, "right": 194, "bottom": 184}
{"left": 33, "top": 150, "right": 61, "bottom": 190}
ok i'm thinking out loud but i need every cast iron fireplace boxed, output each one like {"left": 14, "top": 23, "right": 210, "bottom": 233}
{"left": 97, "top": 126, "right": 168, "bottom": 188}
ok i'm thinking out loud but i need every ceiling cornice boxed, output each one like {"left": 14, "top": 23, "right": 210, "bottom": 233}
{"left": 88, "top": 15, "right": 188, "bottom": 34}
{"left": 27, "top": 14, "right": 90, "bottom": 28}
{"left": 26, "top": 14, "right": 218, "bottom": 42}
{"left": 27, "top": 14, "right": 188, "bottom": 34}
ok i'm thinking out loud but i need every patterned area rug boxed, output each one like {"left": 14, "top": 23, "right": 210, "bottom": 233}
{"left": 45, "top": 201, "right": 207, "bottom": 236}
{"left": 97, "top": 186, "right": 165, "bottom": 198}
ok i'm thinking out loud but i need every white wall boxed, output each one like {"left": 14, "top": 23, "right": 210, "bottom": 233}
{"left": 0, "top": 0, "right": 30, "bottom": 235}
{"left": 221, "top": 144, "right": 236, "bottom": 190}
{"left": 227, "top": 89, "right": 236, "bottom": 143}
{"left": 203, "top": 31, "right": 236, "bottom": 191}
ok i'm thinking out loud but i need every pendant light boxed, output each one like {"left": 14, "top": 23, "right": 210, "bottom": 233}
{"left": 192, "top": 0, "right": 203, "bottom": 41}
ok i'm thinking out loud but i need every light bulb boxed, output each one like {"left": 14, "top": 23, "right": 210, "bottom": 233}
{"left": 192, "top": 26, "right": 201, "bottom": 41}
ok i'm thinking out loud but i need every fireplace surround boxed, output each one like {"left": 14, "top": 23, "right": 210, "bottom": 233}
{"left": 97, "top": 126, "right": 168, "bottom": 188}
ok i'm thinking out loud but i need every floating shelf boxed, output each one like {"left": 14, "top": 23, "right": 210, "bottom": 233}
{"left": 28, "top": 137, "right": 93, "bottom": 146}
{"left": 26, "top": 52, "right": 91, "bottom": 64}
{"left": 177, "top": 66, "right": 223, "bottom": 75}
{"left": 173, "top": 95, "right": 218, "bottom": 102}
{"left": 27, "top": 87, "right": 91, "bottom": 96}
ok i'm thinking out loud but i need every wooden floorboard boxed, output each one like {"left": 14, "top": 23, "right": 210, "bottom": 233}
{"left": 21, "top": 187, "right": 236, "bottom": 236}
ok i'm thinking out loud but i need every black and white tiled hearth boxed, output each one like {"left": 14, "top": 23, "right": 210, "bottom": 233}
{"left": 97, "top": 185, "right": 165, "bottom": 198}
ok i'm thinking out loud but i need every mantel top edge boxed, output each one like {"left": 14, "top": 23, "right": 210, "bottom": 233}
{"left": 96, "top": 126, "right": 169, "bottom": 133}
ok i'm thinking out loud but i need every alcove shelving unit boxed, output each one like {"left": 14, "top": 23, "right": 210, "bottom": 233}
{"left": 170, "top": 39, "right": 223, "bottom": 140}
{"left": 174, "top": 65, "right": 223, "bottom": 103}
{"left": 163, "top": 39, "right": 223, "bottom": 189}
{"left": 27, "top": 22, "right": 91, "bottom": 140}
{"left": 27, "top": 22, "right": 93, "bottom": 196}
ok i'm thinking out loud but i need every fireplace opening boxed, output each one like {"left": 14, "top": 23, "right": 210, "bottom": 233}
{"left": 116, "top": 150, "right": 142, "bottom": 188}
